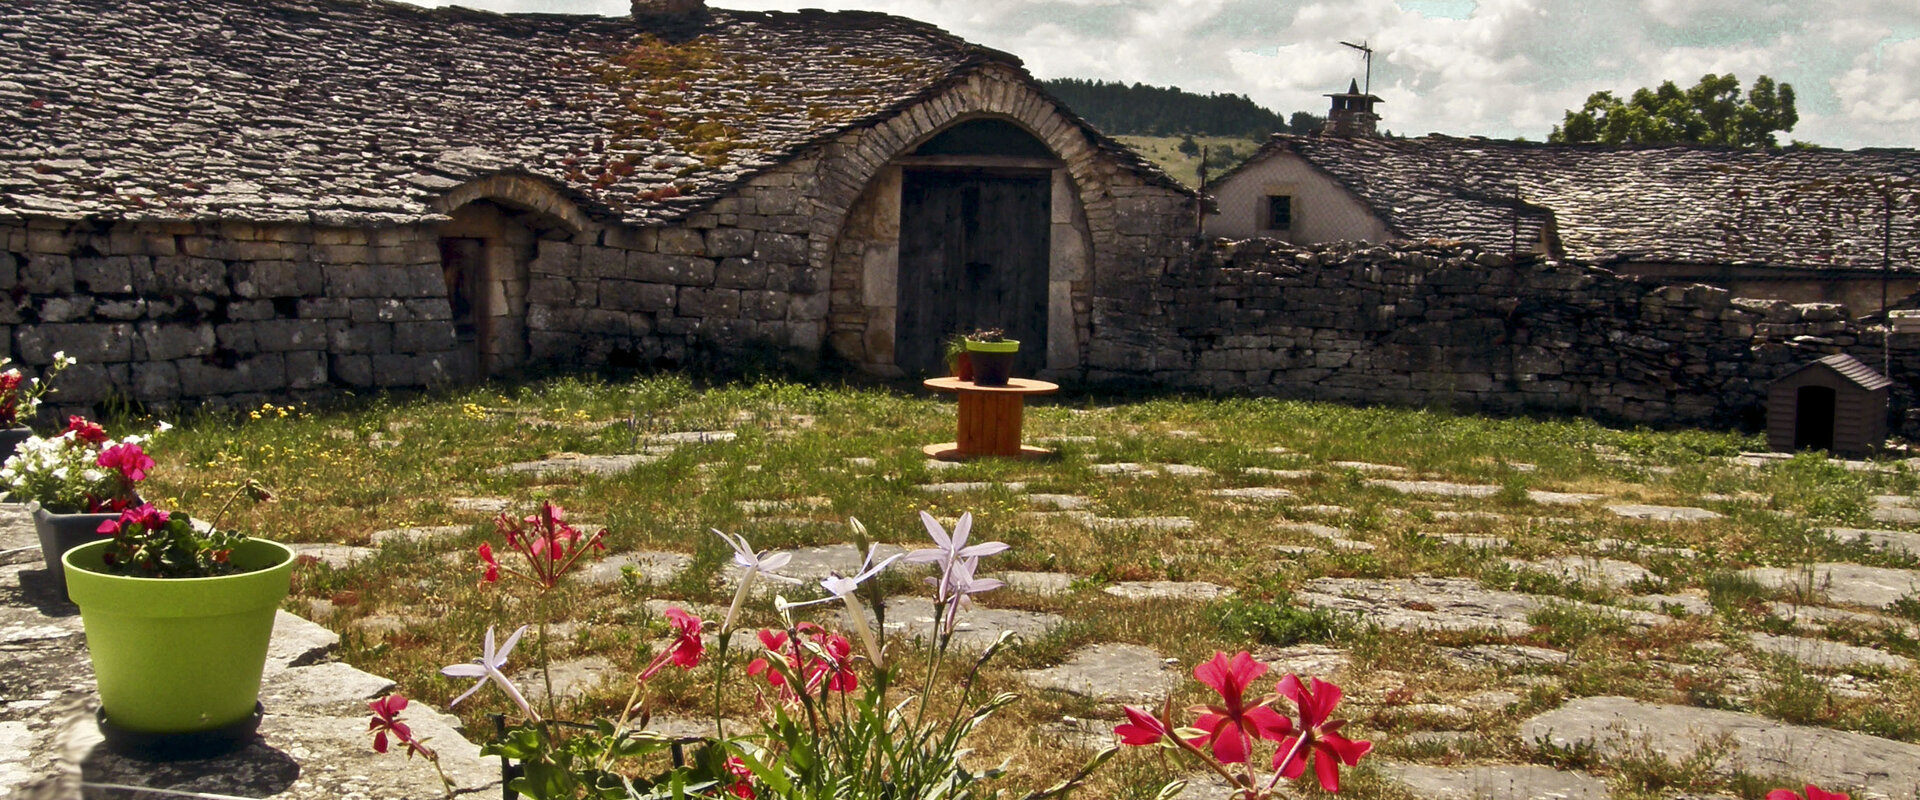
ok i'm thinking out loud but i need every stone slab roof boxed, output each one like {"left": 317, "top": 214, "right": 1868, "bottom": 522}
{"left": 1, "top": 0, "right": 1174, "bottom": 227}
{"left": 1239, "top": 134, "right": 1920, "bottom": 271}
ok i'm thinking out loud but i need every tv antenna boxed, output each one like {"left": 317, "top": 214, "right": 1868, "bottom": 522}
{"left": 1340, "top": 40, "right": 1374, "bottom": 95}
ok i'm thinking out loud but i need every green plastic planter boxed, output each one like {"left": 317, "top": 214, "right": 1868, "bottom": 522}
{"left": 963, "top": 339, "right": 1021, "bottom": 386}
{"left": 63, "top": 538, "right": 294, "bottom": 734}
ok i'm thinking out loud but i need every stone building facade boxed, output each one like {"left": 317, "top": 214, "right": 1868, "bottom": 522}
{"left": 0, "top": 0, "right": 1195, "bottom": 408}
{"left": 1206, "top": 134, "right": 1920, "bottom": 312}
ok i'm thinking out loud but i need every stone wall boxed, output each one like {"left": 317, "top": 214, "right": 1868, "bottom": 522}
{"left": 1108, "top": 237, "right": 1920, "bottom": 432}
{"left": 0, "top": 220, "right": 464, "bottom": 410}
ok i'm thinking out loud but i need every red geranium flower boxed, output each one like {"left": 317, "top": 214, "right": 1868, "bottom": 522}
{"left": 1768, "top": 786, "right": 1850, "bottom": 800}
{"left": 639, "top": 606, "right": 705, "bottom": 681}
{"left": 96, "top": 503, "right": 170, "bottom": 536}
{"left": 1190, "top": 651, "right": 1289, "bottom": 764}
{"left": 724, "top": 755, "right": 756, "bottom": 799}
{"left": 805, "top": 630, "right": 857, "bottom": 694}
{"left": 66, "top": 416, "right": 107, "bottom": 444}
{"left": 1114, "top": 705, "right": 1174, "bottom": 746}
{"left": 367, "top": 694, "right": 433, "bottom": 759}
{"left": 1272, "top": 674, "right": 1371, "bottom": 793}
{"left": 477, "top": 542, "right": 499, "bottom": 583}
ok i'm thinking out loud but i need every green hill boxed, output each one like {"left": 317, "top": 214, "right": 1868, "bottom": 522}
{"left": 1042, "top": 78, "right": 1321, "bottom": 139}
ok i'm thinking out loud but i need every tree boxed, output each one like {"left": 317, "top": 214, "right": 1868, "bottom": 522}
{"left": 1177, "top": 135, "right": 1200, "bottom": 157}
{"left": 1549, "top": 73, "right": 1799, "bottom": 148}
{"left": 1288, "top": 111, "right": 1325, "bottom": 136}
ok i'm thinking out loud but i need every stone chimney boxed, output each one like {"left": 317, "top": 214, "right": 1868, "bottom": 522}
{"left": 1322, "top": 79, "right": 1383, "bottom": 138}
{"left": 632, "top": 0, "right": 705, "bottom": 17}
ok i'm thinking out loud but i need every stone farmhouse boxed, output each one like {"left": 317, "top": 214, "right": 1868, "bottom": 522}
{"left": 1207, "top": 132, "right": 1920, "bottom": 313}
{"left": 0, "top": 0, "right": 1195, "bottom": 407}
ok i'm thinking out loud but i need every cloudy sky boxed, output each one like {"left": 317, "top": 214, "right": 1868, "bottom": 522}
{"left": 399, "top": 0, "right": 1920, "bottom": 149}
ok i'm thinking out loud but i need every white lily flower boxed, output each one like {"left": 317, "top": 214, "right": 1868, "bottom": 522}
{"left": 441, "top": 624, "right": 539, "bottom": 721}
{"left": 713, "top": 528, "right": 800, "bottom": 634}
{"left": 903, "top": 511, "right": 1008, "bottom": 568}
{"left": 786, "top": 543, "right": 900, "bottom": 666}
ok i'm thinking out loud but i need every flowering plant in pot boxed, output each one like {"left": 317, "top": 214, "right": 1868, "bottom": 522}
{"left": 1, "top": 416, "right": 163, "bottom": 600}
{"left": 0, "top": 351, "right": 76, "bottom": 458}
{"left": 61, "top": 479, "right": 288, "bottom": 756}
{"left": 963, "top": 328, "right": 1020, "bottom": 386}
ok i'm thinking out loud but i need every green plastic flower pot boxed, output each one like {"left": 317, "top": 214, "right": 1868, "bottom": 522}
{"left": 963, "top": 339, "right": 1020, "bottom": 386}
{"left": 63, "top": 538, "right": 294, "bottom": 735}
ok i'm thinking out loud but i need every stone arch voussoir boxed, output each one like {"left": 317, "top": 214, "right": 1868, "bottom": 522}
{"left": 437, "top": 173, "right": 592, "bottom": 235}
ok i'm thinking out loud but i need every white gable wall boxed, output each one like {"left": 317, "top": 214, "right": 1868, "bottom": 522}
{"left": 1205, "top": 151, "right": 1392, "bottom": 242}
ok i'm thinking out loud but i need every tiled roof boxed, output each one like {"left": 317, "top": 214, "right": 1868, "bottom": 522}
{"left": 0, "top": 0, "right": 1174, "bottom": 226}
{"left": 1242, "top": 134, "right": 1920, "bottom": 271}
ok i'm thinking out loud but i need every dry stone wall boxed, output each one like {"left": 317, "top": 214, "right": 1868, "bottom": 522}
{"left": 1103, "top": 238, "right": 1920, "bottom": 432}
{"left": 0, "top": 220, "right": 464, "bottom": 410}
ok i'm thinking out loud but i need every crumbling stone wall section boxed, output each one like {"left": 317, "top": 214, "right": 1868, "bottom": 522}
{"left": 1129, "top": 238, "right": 1920, "bottom": 430}
{"left": 0, "top": 220, "right": 462, "bottom": 410}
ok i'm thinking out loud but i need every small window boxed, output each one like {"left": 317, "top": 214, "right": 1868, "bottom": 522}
{"left": 1265, "top": 195, "right": 1293, "bottom": 230}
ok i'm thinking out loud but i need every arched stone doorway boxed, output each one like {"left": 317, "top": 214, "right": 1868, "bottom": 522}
{"left": 826, "top": 115, "right": 1095, "bottom": 379}
{"left": 436, "top": 177, "right": 590, "bottom": 379}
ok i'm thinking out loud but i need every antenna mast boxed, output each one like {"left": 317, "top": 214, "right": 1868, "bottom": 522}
{"left": 1340, "top": 40, "right": 1374, "bottom": 95}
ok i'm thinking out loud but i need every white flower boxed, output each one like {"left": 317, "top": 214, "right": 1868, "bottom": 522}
{"left": 713, "top": 528, "right": 800, "bottom": 634}
{"left": 441, "top": 625, "right": 539, "bottom": 721}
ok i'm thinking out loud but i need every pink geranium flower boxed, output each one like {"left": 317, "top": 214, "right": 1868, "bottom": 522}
{"left": 806, "top": 630, "right": 858, "bottom": 694}
{"left": 367, "top": 694, "right": 434, "bottom": 759}
{"left": 1190, "top": 652, "right": 1289, "bottom": 764}
{"left": 96, "top": 442, "right": 153, "bottom": 483}
{"left": 1272, "top": 674, "right": 1372, "bottom": 793}
{"left": 639, "top": 607, "right": 705, "bottom": 681}
{"left": 1768, "top": 786, "right": 1850, "bottom": 800}
{"left": 96, "top": 503, "right": 169, "bottom": 535}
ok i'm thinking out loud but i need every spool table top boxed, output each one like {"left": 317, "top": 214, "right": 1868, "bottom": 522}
{"left": 922, "top": 377, "right": 1060, "bottom": 395}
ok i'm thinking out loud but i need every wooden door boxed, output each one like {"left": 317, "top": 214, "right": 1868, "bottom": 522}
{"left": 439, "top": 237, "right": 485, "bottom": 366}
{"left": 896, "top": 169, "right": 1051, "bottom": 377}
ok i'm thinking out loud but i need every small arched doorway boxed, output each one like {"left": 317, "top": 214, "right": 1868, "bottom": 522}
{"left": 894, "top": 119, "right": 1062, "bottom": 377}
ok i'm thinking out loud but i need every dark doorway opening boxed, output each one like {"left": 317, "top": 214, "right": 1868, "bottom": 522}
{"left": 1794, "top": 385, "right": 1837, "bottom": 452}
{"left": 896, "top": 168, "right": 1051, "bottom": 377}
{"left": 438, "top": 237, "right": 485, "bottom": 348}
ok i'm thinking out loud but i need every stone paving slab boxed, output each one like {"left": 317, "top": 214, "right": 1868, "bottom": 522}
{"left": 1523, "top": 695, "right": 1920, "bottom": 796}
{"left": 521, "top": 655, "right": 615, "bottom": 702}
{"left": 491, "top": 452, "right": 662, "bottom": 477}
{"left": 1527, "top": 490, "right": 1607, "bottom": 506}
{"left": 1742, "top": 563, "right": 1920, "bottom": 609}
{"left": 1638, "top": 593, "right": 1714, "bottom": 617}
{"left": 1607, "top": 504, "right": 1722, "bottom": 522}
{"left": 287, "top": 543, "right": 376, "bottom": 569}
{"left": 260, "top": 661, "right": 395, "bottom": 714}
{"left": 1767, "top": 602, "right": 1916, "bottom": 635}
{"left": 999, "top": 571, "right": 1077, "bottom": 596}
{"left": 1019, "top": 643, "right": 1177, "bottom": 705}
{"left": 1161, "top": 464, "right": 1215, "bottom": 478}
{"left": 1027, "top": 494, "right": 1091, "bottom": 511}
{"left": 1331, "top": 461, "right": 1406, "bottom": 474}
{"left": 1298, "top": 577, "right": 1665, "bottom": 637}
{"left": 449, "top": 496, "right": 512, "bottom": 514}
{"left": 1383, "top": 762, "right": 1609, "bottom": 800}
{"left": 1825, "top": 526, "right": 1920, "bottom": 556}
{"left": 1509, "top": 556, "right": 1655, "bottom": 588}
{"left": 1871, "top": 506, "right": 1920, "bottom": 525}
{"left": 1091, "top": 463, "right": 1155, "bottom": 476}
{"left": 1291, "top": 504, "right": 1351, "bottom": 516}
{"left": 369, "top": 525, "right": 466, "bottom": 546}
{"left": 1242, "top": 468, "right": 1313, "bottom": 480}
{"left": 1073, "top": 514, "right": 1196, "bottom": 533}
{"left": 917, "top": 481, "right": 1026, "bottom": 494}
{"left": 874, "top": 597, "right": 1065, "bottom": 650}
{"left": 1254, "top": 644, "right": 1349, "bottom": 678}
{"left": 1439, "top": 534, "right": 1510, "bottom": 549}
{"left": 1433, "top": 510, "right": 1505, "bottom": 522}
{"left": 1207, "top": 487, "right": 1294, "bottom": 502}
{"left": 644, "top": 431, "right": 737, "bottom": 445}
{"left": 1746, "top": 632, "right": 1915, "bottom": 672}
{"left": 1103, "top": 581, "right": 1234, "bottom": 602}
{"left": 1368, "top": 479, "right": 1501, "bottom": 498}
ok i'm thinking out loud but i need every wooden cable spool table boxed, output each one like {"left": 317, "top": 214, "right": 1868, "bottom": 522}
{"left": 922, "top": 377, "right": 1059, "bottom": 460}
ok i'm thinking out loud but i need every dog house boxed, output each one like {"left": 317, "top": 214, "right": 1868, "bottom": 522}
{"left": 1767, "top": 354, "right": 1890, "bottom": 457}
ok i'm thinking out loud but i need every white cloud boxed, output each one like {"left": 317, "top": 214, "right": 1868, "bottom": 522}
{"left": 395, "top": 0, "right": 1918, "bottom": 148}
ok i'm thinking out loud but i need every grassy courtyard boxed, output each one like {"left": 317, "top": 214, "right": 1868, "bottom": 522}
{"left": 135, "top": 375, "right": 1920, "bottom": 799}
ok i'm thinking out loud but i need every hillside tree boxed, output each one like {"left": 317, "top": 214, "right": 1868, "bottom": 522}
{"left": 1549, "top": 73, "right": 1799, "bottom": 148}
